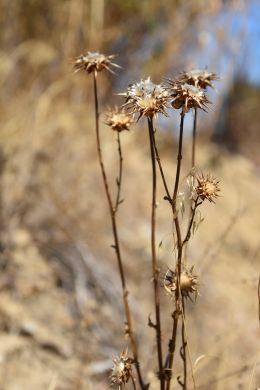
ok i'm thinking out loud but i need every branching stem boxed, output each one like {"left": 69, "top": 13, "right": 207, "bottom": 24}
{"left": 183, "top": 198, "right": 202, "bottom": 246}
{"left": 165, "top": 112, "right": 185, "bottom": 390}
{"left": 93, "top": 72, "right": 147, "bottom": 390}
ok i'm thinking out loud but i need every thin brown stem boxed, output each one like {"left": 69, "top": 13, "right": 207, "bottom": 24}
{"left": 173, "top": 112, "right": 185, "bottom": 204}
{"left": 192, "top": 108, "right": 197, "bottom": 168}
{"left": 182, "top": 198, "right": 202, "bottom": 246}
{"left": 165, "top": 112, "right": 185, "bottom": 390}
{"left": 181, "top": 299, "right": 187, "bottom": 390}
{"left": 153, "top": 137, "right": 171, "bottom": 203}
{"left": 152, "top": 131, "right": 182, "bottom": 252}
{"left": 179, "top": 297, "right": 197, "bottom": 390}
{"left": 165, "top": 244, "right": 183, "bottom": 390}
{"left": 114, "top": 131, "right": 123, "bottom": 212}
{"left": 153, "top": 113, "right": 198, "bottom": 390}
{"left": 131, "top": 374, "right": 137, "bottom": 390}
{"left": 154, "top": 113, "right": 197, "bottom": 390}
{"left": 92, "top": 72, "right": 147, "bottom": 390}
{"left": 147, "top": 116, "right": 164, "bottom": 390}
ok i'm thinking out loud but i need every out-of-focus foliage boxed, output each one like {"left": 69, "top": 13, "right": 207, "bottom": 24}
{"left": 215, "top": 78, "right": 260, "bottom": 164}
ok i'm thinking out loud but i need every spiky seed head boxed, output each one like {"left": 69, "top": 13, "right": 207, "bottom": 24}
{"left": 178, "top": 69, "right": 219, "bottom": 89}
{"left": 110, "top": 349, "right": 133, "bottom": 388}
{"left": 196, "top": 173, "right": 220, "bottom": 203}
{"left": 167, "top": 80, "right": 210, "bottom": 113}
{"left": 105, "top": 106, "right": 133, "bottom": 132}
{"left": 164, "top": 266, "right": 198, "bottom": 300}
{"left": 121, "top": 77, "right": 169, "bottom": 118}
{"left": 73, "top": 51, "right": 120, "bottom": 74}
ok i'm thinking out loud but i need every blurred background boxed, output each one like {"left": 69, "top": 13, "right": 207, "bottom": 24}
{"left": 0, "top": 0, "right": 260, "bottom": 389}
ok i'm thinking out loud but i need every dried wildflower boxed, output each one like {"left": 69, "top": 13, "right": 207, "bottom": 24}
{"left": 167, "top": 80, "right": 210, "bottom": 113}
{"left": 196, "top": 173, "right": 220, "bottom": 203}
{"left": 105, "top": 106, "right": 133, "bottom": 132}
{"left": 73, "top": 51, "right": 120, "bottom": 74}
{"left": 121, "top": 77, "right": 169, "bottom": 118}
{"left": 110, "top": 349, "right": 133, "bottom": 389}
{"left": 178, "top": 69, "right": 219, "bottom": 90}
{"left": 164, "top": 266, "right": 198, "bottom": 300}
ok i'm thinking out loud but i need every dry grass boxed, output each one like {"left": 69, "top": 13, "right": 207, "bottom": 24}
{"left": 1, "top": 75, "right": 260, "bottom": 387}
{"left": 0, "top": 1, "right": 259, "bottom": 389}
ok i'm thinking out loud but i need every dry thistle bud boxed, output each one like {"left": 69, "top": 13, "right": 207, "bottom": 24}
{"left": 73, "top": 51, "right": 120, "bottom": 74}
{"left": 167, "top": 80, "right": 210, "bottom": 113}
{"left": 121, "top": 77, "right": 169, "bottom": 118}
{"left": 110, "top": 349, "right": 133, "bottom": 389}
{"left": 164, "top": 266, "right": 198, "bottom": 300}
{"left": 178, "top": 69, "right": 219, "bottom": 90}
{"left": 105, "top": 106, "right": 133, "bottom": 132}
{"left": 196, "top": 173, "right": 220, "bottom": 203}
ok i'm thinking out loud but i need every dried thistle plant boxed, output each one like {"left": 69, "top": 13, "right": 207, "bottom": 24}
{"left": 73, "top": 51, "right": 120, "bottom": 74}
{"left": 178, "top": 69, "right": 219, "bottom": 90}
{"left": 164, "top": 266, "right": 198, "bottom": 301}
{"left": 121, "top": 76, "right": 170, "bottom": 389}
{"left": 105, "top": 106, "right": 134, "bottom": 132}
{"left": 121, "top": 77, "right": 169, "bottom": 118}
{"left": 167, "top": 81, "right": 210, "bottom": 113}
{"left": 73, "top": 51, "right": 146, "bottom": 390}
{"left": 174, "top": 70, "right": 218, "bottom": 168}
{"left": 195, "top": 173, "right": 220, "bottom": 203}
{"left": 110, "top": 349, "right": 133, "bottom": 389}
{"left": 73, "top": 48, "right": 223, "bottom": 390}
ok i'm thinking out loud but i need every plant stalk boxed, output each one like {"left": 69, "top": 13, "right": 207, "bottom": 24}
{"left": 165, "top": 111, "right": 185, "bottom": 390}
{"left": 93, "top": 71, "right": 147, "bottom": 390}
{"left": 114, "top": 131, "right": 123, "bottom": 212}
{"left": 192, "top": 108, "right": 197, "bottom": 168}
{"left": 181, "top": 299, "right": 187, "bottom": 390}
{"left": 147, "top": 116, "right": 164, "bottom": 390}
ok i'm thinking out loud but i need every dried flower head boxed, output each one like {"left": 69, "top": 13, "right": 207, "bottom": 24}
{"left": 178, "top": 69, "right": 219, "bottom": 89}
{"left": 196, "top": 173, "right": 220, "bottom": 203}
{"left": 167, "top": 80, "right": 210, "bottom": 113}
{"left": 73, "top": 51, "right": 120, "bottom": 74}
{"left": 164, "top": 266, "right": 198, "bottom": 300}
{"left": 105, "top": 106, "right": 133, "bottom": 132}
{"left": 121, "top": 77, "right": 169, "bottom": 118}
{"left": 110, "top": 349, "right": 133, "bottom": 389}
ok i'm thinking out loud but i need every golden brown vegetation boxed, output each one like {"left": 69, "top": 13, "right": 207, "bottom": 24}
{"left": 0, "top": 1, "right": 260, "bottom": 389}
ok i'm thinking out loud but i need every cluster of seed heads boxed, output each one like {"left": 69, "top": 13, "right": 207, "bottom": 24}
{"left": 73, "top": 51, "right": 219, "bottom": 119}
{"left": 73, "top": 50, "right": 221, "bottom": 389}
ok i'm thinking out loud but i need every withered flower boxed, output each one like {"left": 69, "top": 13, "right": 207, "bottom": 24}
{"left": 105, "top": 106, "right": 133, "bottom": 132}
{"left": 196, "top": 173, "right": 220, "bottom": 203}
{"left": 167, "top": 80, "right": 210, "bottom": 113}
{"left": 178, "top": 69, "right": 219, "bottom": 90}
{"left": 110, "top": 349, "right": 133, "bottom": 389}
{"left": 164, "top": 266, "right": 198, "bottom": 300}
{"left": 121, "top": 77, "right": 169, "bottom": 118}
{"left": 73, "top": 51, "right": 120, "bottom": 74}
